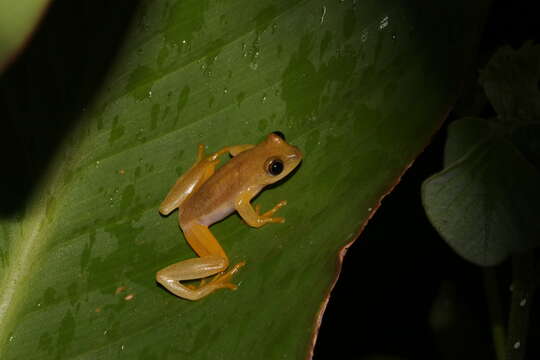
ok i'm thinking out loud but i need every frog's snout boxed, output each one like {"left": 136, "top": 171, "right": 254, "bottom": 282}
{"left": 290, "top": 146, "right": 303, "bottom": 161}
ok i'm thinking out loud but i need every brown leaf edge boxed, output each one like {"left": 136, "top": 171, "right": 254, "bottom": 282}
{"left": 305, "top": 108, "right": 453, "bottom": 360}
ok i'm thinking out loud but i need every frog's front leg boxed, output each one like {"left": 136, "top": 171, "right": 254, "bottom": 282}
{"left": 235, "top": 192, "right": 287, "bottom": 228}
{"left": 156, "top": 223, "right": 245, "bottom": 300}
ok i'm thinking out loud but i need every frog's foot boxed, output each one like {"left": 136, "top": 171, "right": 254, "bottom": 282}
{"left": 255, "top": 200, "right": 287, "bottom": 224}
{"left": 207, "top": 261, "right": 246, "bottom": 290}
{"left": 185, "top": 262, "right": 245, "bottom": 292}
{"left": 157, "top": 255, "right": 238, "bottom": 301}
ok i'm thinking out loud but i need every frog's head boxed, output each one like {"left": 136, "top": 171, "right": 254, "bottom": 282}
{"left": 261, "top": 132, "right": 303, "bottom": 185}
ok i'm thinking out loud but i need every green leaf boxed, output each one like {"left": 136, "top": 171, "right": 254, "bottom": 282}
{"left": 0, "top": 0, "right": 488, "bottom": 358}
{"left": 443, "top": 116, "right": 492, "bottom": 166}
{"left": 479, "top": 42, "right": 540, "bottom": 122}
{"left": 423, "top": 42, "right": 540, "bottom": 267}
{"left": 423, "top": 118, "right": 540, "bottom": 266}
{"left": 0, "top": 0, "right": 51, "bottom": 72}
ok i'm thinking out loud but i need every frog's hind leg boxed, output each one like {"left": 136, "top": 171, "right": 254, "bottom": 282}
{"left": 156, "top": 223, "right": 245, "bottom": 300}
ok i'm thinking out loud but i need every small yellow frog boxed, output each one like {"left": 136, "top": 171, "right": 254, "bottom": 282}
{"left": 157, "top": 132, "right": 303, "bottom": 300}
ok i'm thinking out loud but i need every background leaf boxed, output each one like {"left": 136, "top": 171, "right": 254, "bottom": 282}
{"left": 422, "top": 43, "right": 540, "bottom": 267}
{"left": 479, "top": 42, "right": 540, "bottom": 122}
{"left": 0, "top": 0, "right": 488, "bottom": 358}
{"left": 0, "top": 0, "right": 51, "bottom": 72}
{"left": 422, "top": 119, "right": 540, "bottom": 266}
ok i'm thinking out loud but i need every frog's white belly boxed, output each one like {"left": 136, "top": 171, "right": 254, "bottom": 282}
{"left": 197, "top": 202, "right": 235, "bottom": 227}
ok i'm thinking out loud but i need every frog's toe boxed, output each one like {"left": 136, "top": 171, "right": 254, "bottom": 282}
{"left": 208, "top": 261, "right": 245, "bottom": 288}
{"left": 220, "top": 282, "right": 239, "bottom": 291}
{"left": 263, "top": 216, "right": 284, "bottom": 224}
{"left": 230, "top": 261, "right": 246, "bottom": 273}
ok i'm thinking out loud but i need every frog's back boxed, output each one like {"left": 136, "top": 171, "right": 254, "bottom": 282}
{"left": 179, "top": 150, "right": 262, "bottom": 227}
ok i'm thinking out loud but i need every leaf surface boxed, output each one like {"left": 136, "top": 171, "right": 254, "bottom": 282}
{"left": 0, "top": 0, "right": 488, "bottom": 358}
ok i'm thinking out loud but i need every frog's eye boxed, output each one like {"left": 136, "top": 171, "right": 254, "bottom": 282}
{"left": 267, "top": 159, "right": 284, "bottom": 176}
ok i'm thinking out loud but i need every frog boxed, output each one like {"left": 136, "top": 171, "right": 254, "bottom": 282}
{"left": 157, "top": 132, "right": 303, "bottom": 300}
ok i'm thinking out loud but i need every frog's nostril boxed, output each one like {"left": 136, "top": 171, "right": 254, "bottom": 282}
{"left": 288, "top": 151, "right": 301, "bottom": 160}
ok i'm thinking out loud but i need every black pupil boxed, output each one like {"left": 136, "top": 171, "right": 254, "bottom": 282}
{"left": 268, "top": 160, "right": 284, "bottom": 175}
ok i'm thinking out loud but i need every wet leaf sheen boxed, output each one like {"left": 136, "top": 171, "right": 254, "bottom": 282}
{"left": 0, "top": 0, "right": 487, "bottom": 358}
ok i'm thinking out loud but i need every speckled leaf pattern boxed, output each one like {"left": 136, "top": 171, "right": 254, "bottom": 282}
{"left": 0, "top": 0, "right": 488, "bottom": 359}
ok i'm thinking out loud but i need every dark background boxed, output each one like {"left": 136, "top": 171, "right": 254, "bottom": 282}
{"left": 314, "top": 0, "right": 540, "bottom": 358}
